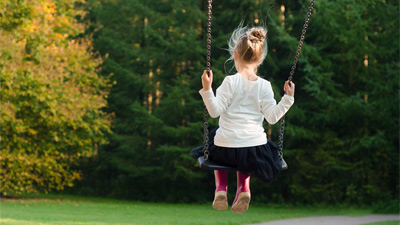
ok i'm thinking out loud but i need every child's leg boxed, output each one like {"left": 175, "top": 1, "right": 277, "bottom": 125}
{"left": 232, "top": 171, "right": 251, "bottom": 213}
{"left": 213, "top": 170, "right": 228, "bottom": 210}
{"left": 215, "top": 170, "right": 228, "bottom": 192}
{"left": 236, "top": 171, "right": 250, "bottom": 194}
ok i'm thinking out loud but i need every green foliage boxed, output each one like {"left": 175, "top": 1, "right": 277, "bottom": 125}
{"left": 371, "top": 199, "right": 400, "bottom": 214}
{"left": 65, "top": 0, "right": 211, "bottom": 202}
{"left": 272, "top": 0, "right": 399, "bottom": 204}
{"left": 0, "top": 0, "right": 112, "bottom": 194}
{"left": 63, "top": 0, "right": 398, "bottom": 205}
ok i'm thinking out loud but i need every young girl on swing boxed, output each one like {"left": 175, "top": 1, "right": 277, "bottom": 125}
{"left": 199, "top": 26, "right": 295, "bottom": 213}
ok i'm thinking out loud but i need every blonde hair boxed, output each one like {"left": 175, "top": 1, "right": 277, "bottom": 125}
{"left": 226, "top": 24, "right": 268, "bottom": 71}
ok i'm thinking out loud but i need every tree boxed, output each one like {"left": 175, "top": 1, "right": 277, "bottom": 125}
{"left": 0, "top": 0, "right": 112, "bottom": 194}
{"left": 258, "top": 0, "right": 399, "bottom": 204}
{"left": 66, "top": 0, "right": 212, "bottom": 201}
{"left": 69, "top": 0, "right": 399, "bottom": 206}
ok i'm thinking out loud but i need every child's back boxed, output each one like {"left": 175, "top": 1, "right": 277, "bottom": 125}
{"left": 201, "top": 73, "right": 293, "bottom": 147}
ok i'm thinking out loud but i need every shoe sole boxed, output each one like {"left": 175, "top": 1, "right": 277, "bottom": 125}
{"left": 231, "top": 192, "right": 251, "bottom": 213}
{"left": 212, "top": 191, "right": 228, "bottom": 210}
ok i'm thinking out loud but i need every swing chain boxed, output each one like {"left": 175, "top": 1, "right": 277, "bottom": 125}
{"left": 289, "top": 0, "right": 314, "bottom": 81}
{"left": 203, "top": 108, "right": 209, "bottom": 160}
{"left": 278, "top": 0, "right": 314, "bottom": 158}
{"left": 203, "top": 0, "right": 212, "bottom": 161}
{"left": 206, "top": 0, "right": 212, "bottom": 72}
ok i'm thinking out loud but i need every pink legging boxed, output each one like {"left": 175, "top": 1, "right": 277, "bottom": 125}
{"left": 214, "top": 170, "right": 250, "bottom": 202}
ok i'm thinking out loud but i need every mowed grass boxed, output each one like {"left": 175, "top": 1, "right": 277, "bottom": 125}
{"left": 0, "top": 194, "right": 377, "bottom": 225}
{"left": 363, "top": 222, "right": 400, "bottom": 225}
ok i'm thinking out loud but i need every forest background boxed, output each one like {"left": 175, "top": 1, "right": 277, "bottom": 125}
{"left": 1, "top": 0, "right": 399, "bottom": 209}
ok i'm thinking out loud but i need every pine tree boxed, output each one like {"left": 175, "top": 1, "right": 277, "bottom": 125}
{"left": 259, "top": 0, "right": 399, "bottom": 203}
{"left": 70, "top": 0, "right": 399, "bottom": 205}
{"left": 70, "top": 0, "right": 210, "bottom": 201}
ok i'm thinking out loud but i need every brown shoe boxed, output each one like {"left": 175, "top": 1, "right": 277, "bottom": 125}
{"left": 212, "top": 191, "right": 228, "bottom": 210}
{"left": 231, "top": 192, "right": 251, "bottom": 213}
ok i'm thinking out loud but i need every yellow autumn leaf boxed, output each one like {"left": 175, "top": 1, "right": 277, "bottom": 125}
{"left": 28, "top": 128, "right": 38, "bottom": 135}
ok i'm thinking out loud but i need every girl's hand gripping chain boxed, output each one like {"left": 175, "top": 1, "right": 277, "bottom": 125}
{"left": 284, "top": 80, "right": 295, "bottom": 97}
{"left": 202, "top": 70, "right": 213, "bottom": 91}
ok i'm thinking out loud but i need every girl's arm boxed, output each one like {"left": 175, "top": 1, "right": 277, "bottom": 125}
{"left": 199, "top": 70, "right": 233, "bottom": 118}
{"left": 261, "top": 81, "right": 295, "bottom": 124}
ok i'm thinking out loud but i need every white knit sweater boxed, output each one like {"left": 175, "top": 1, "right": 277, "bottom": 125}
{"left": 199, "top": 73, "right": 295, "bottom": 148}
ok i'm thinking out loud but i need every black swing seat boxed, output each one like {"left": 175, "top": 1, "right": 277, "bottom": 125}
{"left": 191, "top": 141, "right": 288, "bottom": 171}
{"left": 197, "top": 156, "right": 237, "bottom": 171}
{"left": 198, "top": 155, "right": 288, "bottom": 171}
{"left": 191, "top": 145, "right": 237, "bottom": 171}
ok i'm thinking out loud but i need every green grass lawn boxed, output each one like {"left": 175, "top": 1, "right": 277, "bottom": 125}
{"left": 0, "top": 194, "right": 390, "bottom": 225}
{"left": 362, "top": 222, "right": 399, "bottom": 225}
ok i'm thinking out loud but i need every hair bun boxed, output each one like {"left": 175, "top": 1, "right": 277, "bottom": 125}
{"left": 228, "top": 25, "right": 268, "bottom": 64}
{"left": 248, "top": 28, "right": 266, "bottom": 43}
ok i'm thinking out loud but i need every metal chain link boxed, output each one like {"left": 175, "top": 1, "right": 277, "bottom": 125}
{"left": 203, "top": 0, "right": 212, "bottom": 161}
{"left": 278, "top": 0, "right": 315, "bottom": 159}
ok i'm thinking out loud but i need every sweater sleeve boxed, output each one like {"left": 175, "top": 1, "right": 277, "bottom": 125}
{"left": 199, "top": 77, "right": 233, "bottom": 118}
{"left": 260, "top": 81, "right": 294, "bottom": 125}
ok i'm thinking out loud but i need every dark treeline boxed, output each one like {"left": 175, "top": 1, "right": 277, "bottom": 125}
{"left": 66, "top": 0, "right": 399, "bottom": 207}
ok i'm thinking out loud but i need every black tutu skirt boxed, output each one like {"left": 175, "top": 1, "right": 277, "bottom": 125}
{"left": 191, "top": 128, "right": 283, "bottom": 183}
